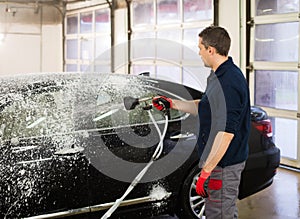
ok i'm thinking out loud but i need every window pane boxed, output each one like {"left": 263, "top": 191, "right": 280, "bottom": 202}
{"left": 256, "top": 0, "right": 299, "bottom": 15}
{"left": 132, "top": 0, "right": 154, "bottom": 27}
{"left": 255, "top": 23, "right": 299, "bottom": 62}
{"left": 67, "top": 14, "right": 78, "bottom": 34}
{"left": 92, "top": 86, "right": 184, "bottom": 129}
{"left": 95, "top": 9, "right": 110, "bottom": 32}
{"left": 131, "top": 38, "right": 156, "bottom": 60}
{"left": 255, "top": 70, "right": 298, "bottom": 111}
{"left": 183, "top": 66, "right": 210, "bottom": 92}
{"left": 81, "top": 65, "right": 89, "bottom": 72}
{"left": 132, "top": 31, "right": 155, "bottom": 40}
{"left": 132, "top": 65, "right": 155, "bottom": 76}
{"left": 156, "top": 36, "right": 182, "bottom": 62}
{"left": 95, "top": 36, "right": 111, "bottom": 59}
{"left": 95, "top": 65, "right": 111, "bottom": 73}
{"left": 184, "top": 0, "right": 213, "bottom": 21}
{"left": 157, "top": 0, "right": 180, "bottom": 24}
{"left": 183, "top": 28, "right": 203, "bottom": 60}
{"left": 183, "top": 28, "right": 200, "bottom": 52}
{"left": 66, "top": 64, "right": 77, "bottom": 72}
{"left": 80, "top": 38, "right": 93, "bottom": 60}
{"left": 156, "top": 66, "right": 181, "bottom": 83}
{"left": 80, "top": 11, "right": 93, "bottom": 33}
{"left": 0, "top": 81, "right": 77, "bottom": 138}
{"left": 271, "top": 117, "right": 298, "bottom": 159}
{"left": 157, "top": 29, "right": 181, "bottom": 42}
{"left": 66, "top": 39, "right": 78, "bottom": 59}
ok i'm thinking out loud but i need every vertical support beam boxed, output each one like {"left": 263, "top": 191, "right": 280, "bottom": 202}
{"left": 245, "top": 0, "right": 251, "bottom": 84}
{"left": 213, "top": 0, "right": 218, "bottom": 26}
{"left": 108, "top": 0, "right": 115, "bottom": 73}
{"left": 126, "top": 0, "right": 131, "bottom": 74}
{"left": 61, "top": 3, "right": 66, "bottom": 71}
{"left": 40, "top": 4, "right": 43, "bottom": 72}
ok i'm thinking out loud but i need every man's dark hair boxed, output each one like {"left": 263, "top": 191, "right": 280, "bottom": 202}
{"left": 198, "top": 26, "right": 231, "bottom": 56}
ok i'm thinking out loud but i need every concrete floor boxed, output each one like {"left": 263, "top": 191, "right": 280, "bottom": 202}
{"left": 237, "top": 167, "right": 300, "bottom": 219}
{"left": 153, "top": 167, "right": 300, "bottom": 219}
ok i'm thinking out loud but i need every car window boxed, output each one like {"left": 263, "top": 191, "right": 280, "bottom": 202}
{"left": 0, "top": 85, "right": 75, "bottom": 140}
{"left": 92, "top": 88, "right": 185, "bottom": 130}
{"left": 0, "top": 74, "right": 187, "bottom": 141}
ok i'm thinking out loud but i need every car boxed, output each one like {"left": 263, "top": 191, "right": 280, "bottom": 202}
{"left": 0, "top": 72, "right": 280, "bottom": 219}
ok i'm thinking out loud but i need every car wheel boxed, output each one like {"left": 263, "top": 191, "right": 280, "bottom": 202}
{"left": 176, "top": 165, "right": 205, "bottom": 219}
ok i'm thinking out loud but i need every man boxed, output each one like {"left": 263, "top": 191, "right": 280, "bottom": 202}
{"left": 152, "top": 26, "right": 250, "bottom": 219}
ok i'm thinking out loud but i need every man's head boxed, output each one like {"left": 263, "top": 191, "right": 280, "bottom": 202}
{"left": 198, "top": 26, "right": 231, "bottom": 69}
{"left": 198, "top": 26, "right": 231, "bottom": 56}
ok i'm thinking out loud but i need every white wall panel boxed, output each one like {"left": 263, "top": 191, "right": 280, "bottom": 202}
{"left": 0, "top": 33, "right": 41, "bottom": 75}
{"left": 0, "top": 4, "right": 63, "bottom": 75}
{"left": 42, "top": 25, "right": 63, "bottom": 72}
{"left": 218, "top": 0, "right": 241, "bottom": 67}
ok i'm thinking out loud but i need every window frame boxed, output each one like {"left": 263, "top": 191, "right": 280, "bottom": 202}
{"left": 130, "top": 0, "right": 214, "bottom": 92}
{"left": 64, "top": 4, "right": 111, "bottom": 73}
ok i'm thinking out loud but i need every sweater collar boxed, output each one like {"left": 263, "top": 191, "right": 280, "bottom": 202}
{"left": 207, "top": 56, "right": 233, "bottom": 84}
{"left": 214, "top": 56, "right": 233, "bottom": 77}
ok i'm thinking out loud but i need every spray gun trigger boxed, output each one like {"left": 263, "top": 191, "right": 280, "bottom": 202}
{"left": 143, "top": 104, "right": 152, "bottom": 110}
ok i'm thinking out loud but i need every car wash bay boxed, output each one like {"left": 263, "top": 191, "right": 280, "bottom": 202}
{"left": 0, "top": 0, "right": 300, "bottom": 219}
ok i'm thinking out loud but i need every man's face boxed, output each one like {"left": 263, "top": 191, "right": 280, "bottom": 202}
{"left": 198, "top": 37, "right": 210, "bottom": 68}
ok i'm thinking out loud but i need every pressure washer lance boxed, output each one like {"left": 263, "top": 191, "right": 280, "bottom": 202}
{"left": 123, "top": 96, "right": 153, "bottom": 110}
{"left": 101, "top": 96, "right": 169, "bottom": 219}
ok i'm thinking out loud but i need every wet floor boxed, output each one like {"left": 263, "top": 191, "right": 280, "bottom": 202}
{"left": 152, "top": 167, "right": 300, "bottom": 219}
{"left": 237, "top": 167, "right": 300, "bottom": 219}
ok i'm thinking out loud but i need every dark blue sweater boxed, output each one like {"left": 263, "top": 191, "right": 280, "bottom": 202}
{"left": 197, "top": 57, "right": 250, "bottom": 167}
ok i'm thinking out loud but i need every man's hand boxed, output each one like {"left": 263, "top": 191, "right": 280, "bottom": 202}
{"left": 152, "top": 96, "right": 172, "bottom": 111}
{"left": 195, "top": 169, "right": 211, "bottom": 197}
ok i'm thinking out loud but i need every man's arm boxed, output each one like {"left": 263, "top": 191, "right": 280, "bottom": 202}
{"left": 152, "top": 97, "right": 200, "bottom": 115}
{"left": 172, "top": 99, "right": 200, "bottom": 116}
{"left": 196, "top": 131, "right": 234, "bottom": 197}
{"left": 201, "top": 131, "right": 234, "bottom": 173}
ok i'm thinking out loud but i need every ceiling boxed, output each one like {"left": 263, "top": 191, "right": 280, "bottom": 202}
{"left": 0, "top": 0, "right": 90, "bottom": 6}
{"left": 0, "top": 0, "right": 111, "bottom": 9}
{"left": 1, "top": 0, "right": 75, "bottom": 2}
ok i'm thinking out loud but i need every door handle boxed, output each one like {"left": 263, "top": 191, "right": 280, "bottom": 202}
{"left": 170, "top": 132, "right": 195, "bottom": 139}
{"left": 54, "top": 146, "right": 84, "bottom": 155}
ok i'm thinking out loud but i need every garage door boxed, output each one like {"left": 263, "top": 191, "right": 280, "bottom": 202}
{"left": 249, "top": 0, "right": 300, "bottom": 168}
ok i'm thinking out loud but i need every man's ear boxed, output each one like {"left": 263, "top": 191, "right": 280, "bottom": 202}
{"left": 208, "top": 46, "right": 215, "bottom": 54}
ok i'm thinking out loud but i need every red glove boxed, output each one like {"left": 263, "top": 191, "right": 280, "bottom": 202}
{"left": 152, "top": 96, "right": 172, "bottom": 111}
{"left": 195, "top": 170, "right": 211, "bottom": 197}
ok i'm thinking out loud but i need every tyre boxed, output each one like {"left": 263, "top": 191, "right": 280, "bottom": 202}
{"left": 176, "top": 165, "right": 205, "bottom": 219}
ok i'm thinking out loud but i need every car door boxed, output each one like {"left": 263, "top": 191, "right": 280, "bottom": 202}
{"left": 79, "top": 75, "right": 200, "bottom": 214}
{"left": 0, "top": 77, "right": 90, "bottom": 218}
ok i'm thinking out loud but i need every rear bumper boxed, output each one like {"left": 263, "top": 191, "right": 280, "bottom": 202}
{"left": 238, "top": 147, "right": 280, "bottom": 199}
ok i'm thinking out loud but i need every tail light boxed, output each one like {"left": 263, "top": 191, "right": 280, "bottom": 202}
{"left": 253, "top": 119, "right": 273, "bottom": 138}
